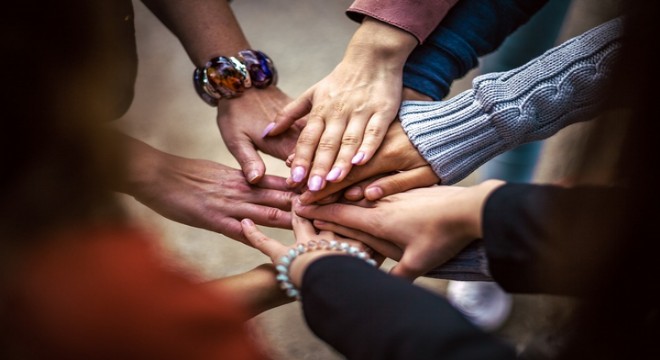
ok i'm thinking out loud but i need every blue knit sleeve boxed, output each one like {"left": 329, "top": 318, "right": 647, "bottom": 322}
{"left": 400, "top": 17, "right": 623, "bottom": 185}
{"left": 403, "top": 0, "right": 548, "bottom": 100}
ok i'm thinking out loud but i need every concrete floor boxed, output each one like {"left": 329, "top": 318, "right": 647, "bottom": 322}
{"left": 116, "top": 1, "right": 618, "bottom": 358}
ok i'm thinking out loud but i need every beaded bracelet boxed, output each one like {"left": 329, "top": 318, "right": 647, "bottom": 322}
{"left": 193, "top": 49, "right": 277, "bottom": 106}
{"left": 275, "top": 240, "right": 378, "bottom": 300}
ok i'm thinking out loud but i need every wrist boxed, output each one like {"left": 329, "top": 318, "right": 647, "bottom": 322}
{"left": 471, "top": 180, "right": 507, "bottom": 238}
{"left": 115, "top": 134, "right": 168, "bottom": 196}
{"left": 275, "top": 240, "right": 376, "bottom": 300}
{"left": 345, "top": 17, "right": 417, "bottom": 68}
{"left": 193, "top": 49, "right": 277, "bottom": 106}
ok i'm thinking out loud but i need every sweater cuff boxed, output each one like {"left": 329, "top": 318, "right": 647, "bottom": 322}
{"left": 399, "top": 95, "right": 508, "bottom": 185}
{"left": 346, "top": 0, "right": 457, "bottom": 43}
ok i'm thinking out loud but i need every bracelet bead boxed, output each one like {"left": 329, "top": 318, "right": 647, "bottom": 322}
{"left": 205, "top": 56, "right": 246, "bottom": 99}
{"left": 237, "top": 49, "right": 277, "bottom": 88}
{"left": 275, "top": 240, "right": 377, "bottom": 301}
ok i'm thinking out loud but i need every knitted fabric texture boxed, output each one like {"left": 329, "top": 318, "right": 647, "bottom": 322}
{"left": 399, "top": 17, "right": 623, "bottom": 185}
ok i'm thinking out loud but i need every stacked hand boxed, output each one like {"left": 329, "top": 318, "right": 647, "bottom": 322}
{"left": 241, "top": 200, "right": 381, "bottom": 287}
{"left": 294, "top": 181, "right": 505, "bottom": 280}
{"left": 263, "top": 18, "right": 418, "bottom": 193}
{"left": 118, "top": 133, "right": 296, "bottom": 244}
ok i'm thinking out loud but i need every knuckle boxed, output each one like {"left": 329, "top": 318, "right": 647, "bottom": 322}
{"left": 341, "top": 134, "right": 361, "bottom": 146}
{"left": 266, "top": 207, "right": 283, "bottom": 222}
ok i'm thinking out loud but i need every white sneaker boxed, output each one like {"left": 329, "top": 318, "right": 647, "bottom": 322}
{"left": 446, "top": 281, "right": 513, "bottom": 331}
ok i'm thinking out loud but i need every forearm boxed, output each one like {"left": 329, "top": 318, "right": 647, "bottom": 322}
{"left": 204, "top": 264, "right": 292, "bottom": 320}
{"left": 140, "top": 0, "right": 249, "bottom": 66}
{"left": 400, "top": 17, "right": 623, "bottom": 185}
{"left": 341, "top": 17, "right": 417, "bottom": 75}
{"left": 403, "top": 0, "right": 549, "bottom": 100}
{"left": 346, "top": 0, "right": 459, "bottom": 43}
{"left": 483, "top": 183, "right": 627, "bottom": 296}
{"left": 300, "top": 256, "right": 516, "bottom": 359}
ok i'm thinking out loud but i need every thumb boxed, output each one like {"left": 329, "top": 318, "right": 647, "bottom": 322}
{"left": 266, "top": 91, "right": 313, "bottom": 137}
{"left": 388, "top": 248, "right": 431, "bottom": 281}
{"left": 226, "top": 136, "right": 266, "bottom": 184}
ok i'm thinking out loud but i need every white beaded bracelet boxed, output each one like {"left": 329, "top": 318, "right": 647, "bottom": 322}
{"left": 275, "top": 240, "right": 377, "bottom": 300}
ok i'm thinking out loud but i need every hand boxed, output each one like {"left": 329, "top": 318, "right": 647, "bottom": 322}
{"left": 295, "top": 181, "right": 505, "bottom": 280}
{"left": 264, "top": 18, "right": 418, "bottom": 192}
{"left": 216, "top": 86, "right": 305, "bottom": 183}
{"left": 240, "top": 200, "right": 379, "bottom": 287}
{"left": 298, "top": 121, "right": 439, "bottom": 204}
{"left": 119, "top": 134, "right": 296, "bottom": 243}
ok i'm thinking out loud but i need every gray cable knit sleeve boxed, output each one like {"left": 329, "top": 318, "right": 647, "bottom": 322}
{"left": 399, "top": 17, "right": 623, "bottom": 185}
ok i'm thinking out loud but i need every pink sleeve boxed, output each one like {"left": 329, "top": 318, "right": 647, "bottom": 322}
{"left": 346, "top": 0, "right": 460, "bottom": 43}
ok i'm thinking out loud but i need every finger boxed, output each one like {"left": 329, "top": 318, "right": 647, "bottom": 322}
{"left": 285, "top": 153, "right": 295, "bottom": 167}
{"left": 307, "top": 121, "right": 346, "bottom": 191}
{"left": 317, "top": 229, "right": 336, "bottom": 239}
{"left": 289, "top": 115, "right": 325, "bottom": 185}
{"left": 313, "top": 219, "right": 402, "bottom": 260}
{"left": 223, "top": 135, "right": 266, "bottom": 184}
{"left": 363, "top": 166, "right": 440, "bottom": 201}
{"left": 241, "top": 218, "right": 287, "bottom": 262}
{"left": 343, "top": 186, "right": 364, "bottom": 201}
{"left": 352, "top": 112, "right": 395, "bottom": 165}
{"left": 298, "top": 161, "right": 377, "bottom": 205}
{"left": 326, "top": 113, "right": 369, "bottom": 183}
{"left": 291, "top": 208, "right": 318, "bottom": 242}
{"left": 229, "top": 203, "right": 293, "bottom": 230}
{"left": 266, "top": 91, "right": 313, "bottom": 137}
{"left": 249, "top": 187, "right": 295, "bottom": 210}
{"left": 256, "top": 174, "right": 295, "bottom": 192}
{"left": 294, "top": 201, "right": 376, "bottom": 237}
{"left": 389, "top": 246, "right": 444, "bottom": 281}
{"left": 341, "top": 174, "right": 391, "bottom": 201}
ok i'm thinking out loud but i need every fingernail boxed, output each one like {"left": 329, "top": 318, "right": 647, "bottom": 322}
{"left": 261, "top": 122, "right": 276, "bottom": 138}
{"left": 314, "top": 220, "right": 326, "bottom": 226}
{"left": 345, "top": 186, "right": 363, "bottom": 199}
{"left": 241, "top": 219, "right": 254, "bottom": 227}
{"left": 247, "top": 170, "right": 260, "bottom": 183}
{"left": 308, "top": 175, "right": 323, "bottom": 191}
{"left": 325, "top": 167, "right": 342, "bottom": 181}
{"left": 292, "top": 166, "right": 306, "bottom": 183}
{"left": 365, "top": 186, "right": 384, "bottom": 200}
{"left": 351, "top": 152, "right": 365, "bottom": 165}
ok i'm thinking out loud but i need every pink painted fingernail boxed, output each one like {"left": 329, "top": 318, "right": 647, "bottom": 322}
{"left": 292, "top": 166, "right": 306, "bottom": 183}
{"left": 261, "top": 122, "right": 276, "bottom": 138}
{"left": 351, "top": 152, "right": 365, "bottom": 165}
{"left": 308, "top": 175, "right": 323, "bottom": 191}
{"left": 326, "top": 167, "right": 342, "bottom": 181}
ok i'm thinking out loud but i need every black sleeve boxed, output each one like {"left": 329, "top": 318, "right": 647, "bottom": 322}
{"left": 483, "top": 183, "right": 627, "bottom": 296}
{"left": 300, "top": 256, "right": 516, "bottom": 360}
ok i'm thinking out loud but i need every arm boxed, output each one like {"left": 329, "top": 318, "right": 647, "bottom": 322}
{"left": 240, "top": 211, "right": 516, "bottom": 360}
{"left": 345, "top": 0, "right": 459, "bottom": 43}
{"left": 401, "top": 17, "right": 623, "bottom": 185}
{"left": 204, "top": 264, "right": 292, "bottom": 319}
{"left": 265, "top": 0, "right": 462, "bottom": 192}
{"left": 483, "top": 183, "right": 627, "bottom": 296}
{"left": 403, "top": 0, "right": 550, "bottom": 100}
{"left": 113, "top": 130, "right": 294, "bottom": 243}
{"left": 301, "top": 256, "right": 515, "bottom": 359}
{"left": 140, "top": 0, "right": 301, "bottom": 183}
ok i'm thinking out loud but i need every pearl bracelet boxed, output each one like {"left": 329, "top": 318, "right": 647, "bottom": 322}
{"left": 275, "top": 240, "right": 378, "bottom": 300}
{"left": 193, "top": 49, "right": 277, "bottom": 106}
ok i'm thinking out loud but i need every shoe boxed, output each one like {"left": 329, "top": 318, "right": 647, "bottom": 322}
{"left": 446, "top": 281, "right": 513, "bottom": 331}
